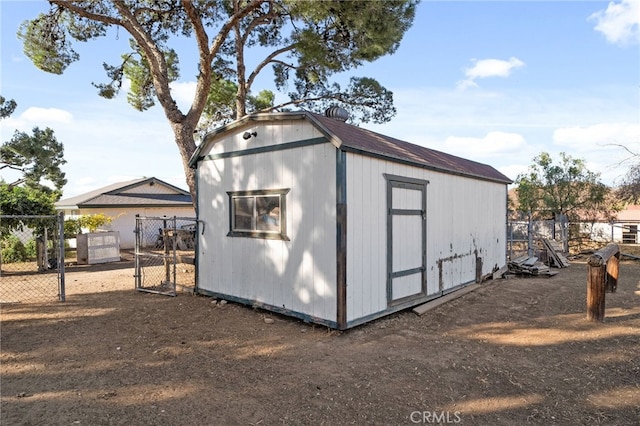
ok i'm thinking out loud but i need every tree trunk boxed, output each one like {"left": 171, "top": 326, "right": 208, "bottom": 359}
{"left": 171, "top": 121, "right": 198, "bottom": 206}
{"left": 234, "top": 19, "right": 247, "bottom": 119}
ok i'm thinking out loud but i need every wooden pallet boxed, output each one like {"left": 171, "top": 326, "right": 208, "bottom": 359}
{"left": 507, "top": 255, "right": 559, "bottom": 277}
{"left": 541, "top": 238, "right": 570, "bottom": 268}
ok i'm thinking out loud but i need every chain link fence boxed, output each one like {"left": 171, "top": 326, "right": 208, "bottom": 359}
{"left": 507, "top": 212, "right": 569, "bottom": 261}
{"left": 507, "top": 219, "right": 556, "bottom": 259}
{"left": 134, "top": 215, "right": 198, "bottom": 296}
{"left": 0, "top": 214, "right": 65, "bottom": 303}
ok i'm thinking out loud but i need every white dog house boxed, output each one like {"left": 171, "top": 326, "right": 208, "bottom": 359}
{"left": 190, "top": 109, "right": 511, "bottom": 329}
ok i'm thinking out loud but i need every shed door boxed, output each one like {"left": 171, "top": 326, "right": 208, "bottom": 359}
{"left": 385, "top": 175, "right": 428, "bottom": 306}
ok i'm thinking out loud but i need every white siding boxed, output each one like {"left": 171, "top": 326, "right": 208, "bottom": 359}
{"left": 346, "top": 154, "right": 387, "bottom": 321}
{"left": 119, "top": 182, "right": 181, "bottom": 195}
{"left": 392, "top": 214, "right": 422, "bottom": 272}
{"left": 583, "top": 222, "right": 636, "bottom": 243}
{"left": 346, "top": 153, "right": 507, "bottom": 322}
{"left": 197, "top": 121, "right": 337, "bottom": 322}
{"left": 200, "top": 119, "right": 325, "bottom": 158}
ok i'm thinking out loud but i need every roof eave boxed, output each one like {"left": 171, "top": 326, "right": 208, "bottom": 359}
{"left": 188, "top": 112, "right": 512, "bottom": 184}
{"left": 71, "top": 203, "right": 193, "bottom": 209}
{"left": 105, "top": 177, "right": 190, "bottom": 197}
{"left": 54, "top": 204, "right": 80, "bottom": 210}
{"left": 339, "top": 145, "right": 512, "bottom": 185}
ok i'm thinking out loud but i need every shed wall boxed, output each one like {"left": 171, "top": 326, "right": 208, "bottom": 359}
{"left": 346, "top": 154, "right": 507, "bottom": 322}
{"left": 205, "top": 119, "right": 320, "bottom": 156}
{"left": 196, "top": 122, "right": 337, "bottom": 323}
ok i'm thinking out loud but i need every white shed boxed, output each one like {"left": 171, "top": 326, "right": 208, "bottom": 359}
{"left": 190, "top": 110, "right": 512, "bottom": 329}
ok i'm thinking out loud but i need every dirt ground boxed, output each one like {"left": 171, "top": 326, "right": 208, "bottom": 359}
{"left": 1, "top": 253, "right": 639, "bottom": 426}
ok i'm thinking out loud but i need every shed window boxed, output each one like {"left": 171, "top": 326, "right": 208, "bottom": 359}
{"left": 227, "top": 189, "right": 290, "bottom": 240}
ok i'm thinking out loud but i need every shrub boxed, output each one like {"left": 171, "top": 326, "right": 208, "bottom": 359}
{"left": 64, "top": 218, "right": 81, "bottom": 238}
{"left": 24, "top": 238, "right": 37, "bottom": 259}
{"left": 77, "top": 214, "right": 112, "bottom": 233}
{"left": 1, "top": 235, "right": 28, "bottom": 263}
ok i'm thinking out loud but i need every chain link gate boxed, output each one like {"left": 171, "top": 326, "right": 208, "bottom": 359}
{"left": 134, "top": 215, "right": 198, "bottom": 296}
{"left": 0, "top": 213, "right": 65, "bottom": 303}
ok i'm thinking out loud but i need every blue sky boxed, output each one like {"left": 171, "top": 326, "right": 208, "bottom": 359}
{"left": 1, "top": 0, "right": 639, "bottom": 198}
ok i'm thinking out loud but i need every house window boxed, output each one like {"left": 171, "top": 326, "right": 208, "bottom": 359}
{"left": 227, "top": 189, "right": 290, "bottom": 240}
{"left": 622, "top": 224, "right": 638, "bottom": 244}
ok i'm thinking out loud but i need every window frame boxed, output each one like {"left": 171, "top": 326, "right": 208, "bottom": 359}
{"left": 227, "top": 188, "right": 290, "bottom": 241}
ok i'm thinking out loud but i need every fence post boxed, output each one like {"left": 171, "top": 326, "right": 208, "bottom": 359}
{"left": 36, "top": 236, "right": 46, "bottom": 272}
{"left": 163, "top": 216, "right": 170, "bottom": 284}
{"left": 58, "top": 211, "right": 65, "bottom": 302}
{"left": 134, "top": 214, "right": 140, "bottom": 289}
{"left": 586, "top": 243, "right": 620, "bottom": 322}
{"left": 527, "top": 211, "right": 533, "bottom": 257}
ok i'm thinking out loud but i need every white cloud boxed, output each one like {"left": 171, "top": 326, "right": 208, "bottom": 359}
{"left": 444, "top": 131, "right": 527, "bottom": 157}
{"left": 589, "top": 0, "right": 640, "bottom": 46}
{"left": 76, "top": 176, "right": 97, "bottom": 186}
{"left": 499, "top": 164, "right": 528, "bottom": 182}
{"left": 465, "top": 57, "right": 526, "bottom": 79}
{"left": 170, "top": 81, "right": 197, "bottom": 110}
{"left": 550, "top": 123, "right": 640, "bottom": 184}
{"left": 364, "top": 85, "right": 638, "bottom": 186}
{"left": 553, "top": 122, "right": 640, "bottom": 150}
{"left": 7, "top": 100, "right": 182, "bottom": 199}
{"left": 21, "top": 107, "right": 73, "bottom": 125}
{"left": 64, "top": 177, "right": 99, "bottom": 198}
{"left": 457, "top": 57, "right": 525, "bottom": 90}
{"left": 455, "top": 79, "right": 478, "bottom": 91}
{"left": 0, "top": 107, "right": 74, "bottom": 135}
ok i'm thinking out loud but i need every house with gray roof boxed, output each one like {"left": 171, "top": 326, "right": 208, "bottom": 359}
{"left": 55, "top": 177, "right": 194, "bottom": 249}
{"left": 189, "top": 109, "right": 512, "bottom": 329}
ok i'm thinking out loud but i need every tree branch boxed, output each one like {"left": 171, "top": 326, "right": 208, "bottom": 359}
{"left": 111, "top": 0, "right": 182, "bottom": 122}
{"left": 241, "top": 1, "right": 279, "bottom": 47}
{"left": 7, "top": 178, "right": 26, "bottom": 189}
{"left": 208, "top": 0, "right": 263, "bottom": 61}
{"left": 246, "top": 44, "right": 296, "bottom": 91}
{"left": 0, "top": 164, "right": 25, "bottom": 172}
{"left": 267, "top": 94, "right": 341, "bottom": 112}
{"left": 605, "top": 142, "right": 640, "bottom": 168}
{"left": 131, "top": 3, "right": 178, "bottom": 21}
{"left": 48, "top": 1, "right": 123, "bottom": 26}
{"left": 606, "top": 142, "right": 639, "bottom": 157}
{"left": 182, "top": 0, "right": 212, "bottom": 127}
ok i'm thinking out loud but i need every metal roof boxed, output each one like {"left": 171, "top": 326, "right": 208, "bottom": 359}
{"left": 55, "top": 177, "right": 192, "bottom": 209}
{"left": 310, "top": 113, "right": 512, "bottom": 184}
{"left": 191, "top": 112, "right": 512, "bottom": 184}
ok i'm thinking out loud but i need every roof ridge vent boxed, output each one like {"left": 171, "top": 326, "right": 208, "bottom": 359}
{"left": 324, "top": 106, "right": 350, "bottom": 122}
